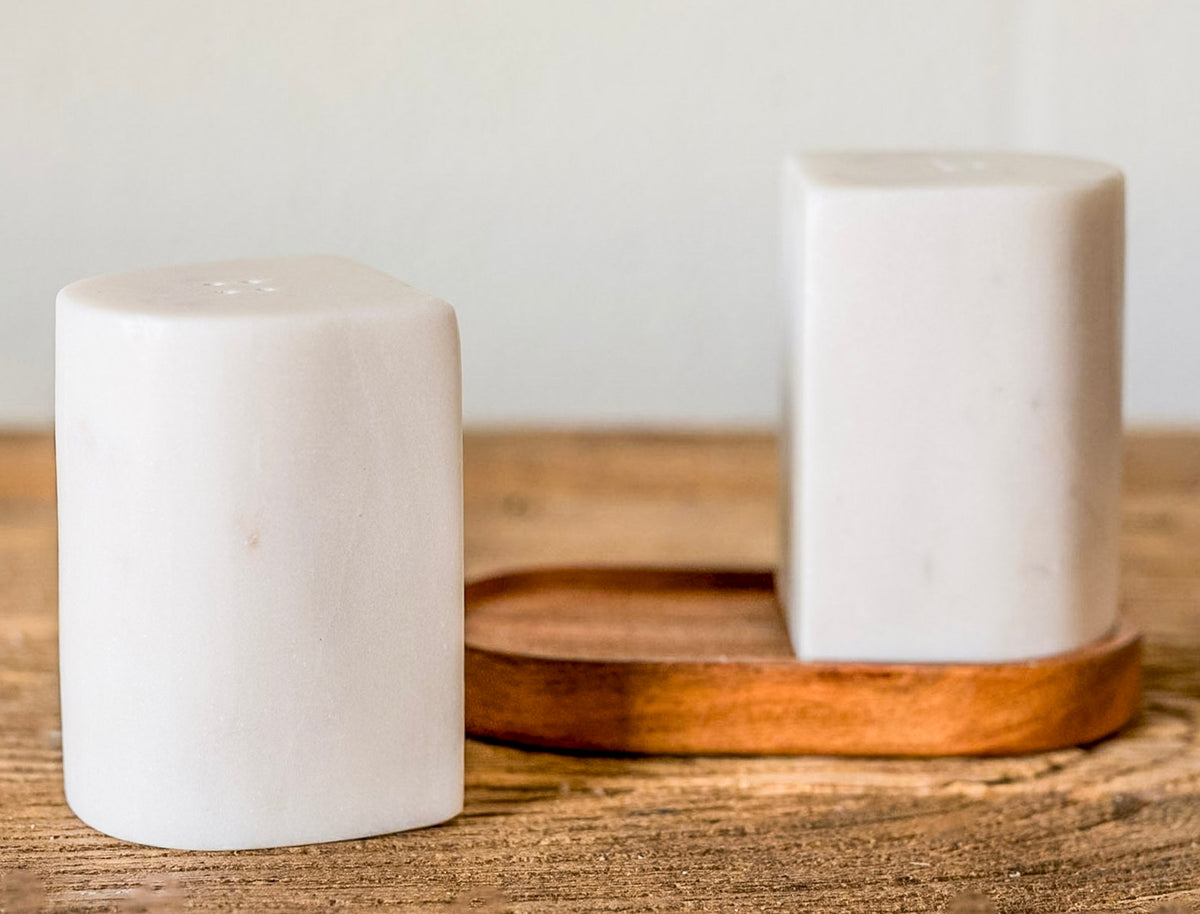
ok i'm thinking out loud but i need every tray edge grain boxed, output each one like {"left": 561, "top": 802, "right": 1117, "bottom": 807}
{"left": 464, "top": 567, "right": 1142, "bottom": 757}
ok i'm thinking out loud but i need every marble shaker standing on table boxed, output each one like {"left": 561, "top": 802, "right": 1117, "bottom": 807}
{"left": 56, "top": 255, "right": 463, "bottom": 849}
{"left": 781, "top": 152, "right": 1124, "bottom": 663}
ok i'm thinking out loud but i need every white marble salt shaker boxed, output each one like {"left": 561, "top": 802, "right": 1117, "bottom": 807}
{"left": 781, "top": 152, "right": 1124, "bottom": 663}
{"left": 56, "top": 255, "right": 463, "bottom": 849}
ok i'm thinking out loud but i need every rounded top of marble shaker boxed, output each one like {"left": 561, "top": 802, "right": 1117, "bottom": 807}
{"left": 57, "top": 255, "right": 453, "bottom": 322}
{"left": 791, "top": 151, "right": 1122, "bottom": 192}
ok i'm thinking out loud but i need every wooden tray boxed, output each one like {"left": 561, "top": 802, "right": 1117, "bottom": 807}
{"left": 465, "top": 567, "right": 1141, "bottom": 757}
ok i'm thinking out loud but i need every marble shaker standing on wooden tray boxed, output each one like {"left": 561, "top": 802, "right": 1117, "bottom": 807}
{"left": 780, "top": 152, "right": 1124, "bottom": 663}
{"left": 55, "top": 255, "right": 463, "bottom": 849}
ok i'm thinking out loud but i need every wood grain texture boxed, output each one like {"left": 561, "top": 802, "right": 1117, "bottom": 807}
{"left": 2, "top": 430, "right": 1199, "bottom": 912}
{"left": 465, "top": 568, "right": 1141, "bottom": 756}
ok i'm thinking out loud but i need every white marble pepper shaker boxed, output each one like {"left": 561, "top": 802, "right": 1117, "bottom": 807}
{"left": 56, "top": 255, "right": 463, "bottom": 849}
{"left": 780, "top": 152, "right": 1124, "bottom": 663}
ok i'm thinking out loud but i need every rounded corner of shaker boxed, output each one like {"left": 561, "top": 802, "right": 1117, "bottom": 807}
{"left": 421, "top": 292, "right": 460, "bottom": 327}
{"left": 433, "top": 801, "right": 465, "bottom": 831}
{"left": 54, "top": 276, "right": 93, "bottom": 313}
{"left": 358, "top": 802, "right": 464, "bottom": 844}
{"left": 61, "top": 792, "right": 235, "bottom": 850}
{"left": 1068, "top": 152, "right": 1126, "bottom": 186}
{"left": 61, "top": 801, "right": 157, "bottom": 851}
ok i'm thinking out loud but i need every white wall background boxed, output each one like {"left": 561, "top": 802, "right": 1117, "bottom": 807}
{"left": 2, "top": 0, "right": 1197, "bottom": 428}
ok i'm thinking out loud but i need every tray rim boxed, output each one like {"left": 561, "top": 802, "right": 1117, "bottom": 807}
{"left": 464, "top": 564, "right": 1142, "bottom": 757}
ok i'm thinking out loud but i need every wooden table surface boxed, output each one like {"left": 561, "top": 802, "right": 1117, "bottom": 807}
{"left": 2, "top": 431, "right": 1199, "bottom": 913}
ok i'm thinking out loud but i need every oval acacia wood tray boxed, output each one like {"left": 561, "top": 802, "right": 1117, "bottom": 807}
{"left": 465, "top": 567, "right": 1141, "bottom": 757}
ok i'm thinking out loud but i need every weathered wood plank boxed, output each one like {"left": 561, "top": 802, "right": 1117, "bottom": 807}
{"left": 0, "top": 431, "right": 1197, "bottom": 912}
